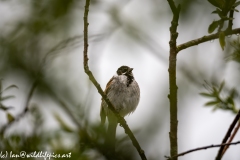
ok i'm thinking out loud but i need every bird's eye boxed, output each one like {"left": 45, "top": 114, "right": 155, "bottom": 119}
{"left": 123, "top": 68, "right": 128, "bottom": 72}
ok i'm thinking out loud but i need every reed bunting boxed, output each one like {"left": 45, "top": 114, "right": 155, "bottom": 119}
{"left": 100, "top": 65, "right": 140, "bottom": 150}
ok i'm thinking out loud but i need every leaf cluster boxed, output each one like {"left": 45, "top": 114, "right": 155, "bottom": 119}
{"left": 0, "top": 80, "right": 18, "bottom": 123}
{"left": 226, "top": 37, "right": 240, "bottom": 62}
{"left": 0, "top": 97, "right": 137, "bottom": 160}
{"left": 208, "top": 0, "right": 240, "bottom": 50}
{"left": 208, "top": 0, "right": 240, "bottom": 33}
{"left": 200, "top": 81, "right": 238, "bottom": 114}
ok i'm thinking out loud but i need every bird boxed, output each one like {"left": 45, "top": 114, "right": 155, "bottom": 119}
{"left": 100, "top": 65, "right": 140, "bottom": 151}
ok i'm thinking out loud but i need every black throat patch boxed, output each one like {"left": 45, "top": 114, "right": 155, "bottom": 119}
{"left": 126, "top": 74, "right": 134, "bottom": 87}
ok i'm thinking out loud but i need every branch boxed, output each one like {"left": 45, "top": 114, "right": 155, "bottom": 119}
{"left": 215, "top": 110, "right": 240, "bottom": 160}
{"left": 0, "top": 80, "right": 38, "bottom": 135}
{"left": 227, "top": 9, "right": 234, "bottom": 31}
{"left": 167, "top": 0, "right": 178, "bottom": 14}
{"left": 82, "top": 0, "right": 147, "bottom": 160}
{"left": 42, "top": 35, "right": 82, "bottom": 66}
{"left": 167, "top": 0, "right": 180, "bottom": 160}
{"left": 222, "top": 120, "right": 240, "bottom": 156}
{"left": 177, "top": 28, "right": 240, "bottom": 52}
{"left": 166, "top": 141, "right": 240, "bottom": 160}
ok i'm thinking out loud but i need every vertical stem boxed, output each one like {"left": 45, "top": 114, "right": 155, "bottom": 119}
{"left": 167, "top": 1, "right": 180, "bottom": 160}
{"left": 168, "top": 47, "right": 178, "bottom": 160}
{"left": 168, "top": 30, "right": 178, "bottom": 160}
{"left": 83, "top": 0, "right": 90, "bottom": 71}
{"left": 227, "top": 10, "right": 234, "bottom": 31}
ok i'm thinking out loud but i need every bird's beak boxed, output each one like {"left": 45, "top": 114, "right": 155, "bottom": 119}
{"left": 129, "top": 68, "right": 133, "bottom": 72}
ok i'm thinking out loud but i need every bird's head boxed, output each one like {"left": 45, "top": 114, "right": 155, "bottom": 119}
{"left": 117, "top": 65, "right": 134, "bottom": 77}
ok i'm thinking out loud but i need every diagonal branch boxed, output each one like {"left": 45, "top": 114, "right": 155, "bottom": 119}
{"left": 177, "top": 28, "right": 240, "bottom": 53}
{"left": 222, "top": 119, "right": 240, "bottom": 157}
{"left": 83, "top": 0, "right": 147, "bottom": 160}
{"left": 215, "top": 110, "right": 240, "bottom": 160}
{"left": 166, "top": 141, "right": 240, "bottom": 160}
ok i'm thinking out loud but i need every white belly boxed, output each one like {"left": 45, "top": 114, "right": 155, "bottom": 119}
{"left": 105, "top": 75, "right": 140, "bottom": 117}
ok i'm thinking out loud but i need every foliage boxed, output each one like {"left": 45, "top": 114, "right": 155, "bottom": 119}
{"left": 0, "top": 80, "right": 18, "bottom": 123}
{"left": 226, "top": 37, "right": 240, "bottom": 62}
{"left": 207, "top": 0, "right": 240, "bottom": 50}
{"left": 208, "top": 0, "right": 240, "bottom": 33}
{"left": 0, "top": 102, "right": 138, "bottom": 160}
{"left": 200, "top": 36, "right": 240, "bottom": 114}
{"left": 200, "top": 81, "right": 238, "bottom": 114}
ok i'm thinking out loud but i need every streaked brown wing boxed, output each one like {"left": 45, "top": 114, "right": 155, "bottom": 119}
{"left": 100, "top": 76, "right": 114, "bottom": 124}
{"left": 104, "top": 76, "right": 114, "bottom": 94}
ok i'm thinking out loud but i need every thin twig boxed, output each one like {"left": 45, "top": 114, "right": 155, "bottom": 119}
{"left": 166, "top": 141, "right": 240, "bottom": 160}
{"left": 177, "top": 28, "right": 240, "bottom": 52}
{"left": 167, "top": 0, "right": 181, "bottom": 160}
{"left": 222, "top": 120, "right": 240, "bottom": 156}
{"left": 42, "top": 35, "right": 83, "bottom": 66}
{"left": 82, "top": 0, "right": 147, "bottom": 160}
{"left": 0, "top": 80, "right": 38, "bottom": 135}
{"left": 215, "top": 110, "right": 240, "bottom": 160}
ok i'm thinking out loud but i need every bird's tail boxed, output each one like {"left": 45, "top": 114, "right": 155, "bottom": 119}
{"left": 105, "top": 115, "right": 118, "bottom": 152}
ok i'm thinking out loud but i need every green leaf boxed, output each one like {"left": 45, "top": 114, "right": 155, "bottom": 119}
{"left": 205, "top": 101, "right": 219, "bottom": 106}
{"left": 229, "top": 89, "right": 236, "bottom": 98}
{"left": 7, "top": 112, "right": 15, "bottom": 123}
{"left": 227, "top": 97, "right": 234, "bottom": 105}
{"left": 208, "top": 21, "right": 220, "bottom": 33}
{"left": 224, "top": 0, "right": 236, "bottom": 12}
{"left": 226, "top": 0, "right": 237, "bottom": 7}
{"left": 0, "top": 85, "right": 18, "bottom": 94}
{"left": 212, "top": 87, "right": 218, "bottom": 95}
{"left": 213, "top": 105, "right": 220, "bottom": 111}
{"left": 212, "top": 8, "right": 224, "bottom": 17}
{"left": 53, "top": 112, "right": 74, "bottom": 132}
{"left": 0, "top": 95, "right": 15, "bottom": 101}
{"left": 199, "top": 92, "right": 215, "bottom": 97}
{"left": 234, "top": 1, "right": 240, "bottom": 7}
{"left": 219, "top": 31, "right": 226, "bottom": 50}
{"left": 219, "top": 81, "right": 225, "bottom": 93}
{"left": 0, "top": 105, "right": 14, "bottom": 111}
{"left": 208, "top": 0, "right": 224, "bottom": 9}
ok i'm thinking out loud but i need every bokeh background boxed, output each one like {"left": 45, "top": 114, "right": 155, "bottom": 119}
{"left": 0, "top": 0, "right": 240, "bottom": 160}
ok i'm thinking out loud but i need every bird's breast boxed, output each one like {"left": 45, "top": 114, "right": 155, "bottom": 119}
{"left": 107, "top": 75, "right": 140, "bottom": 116}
